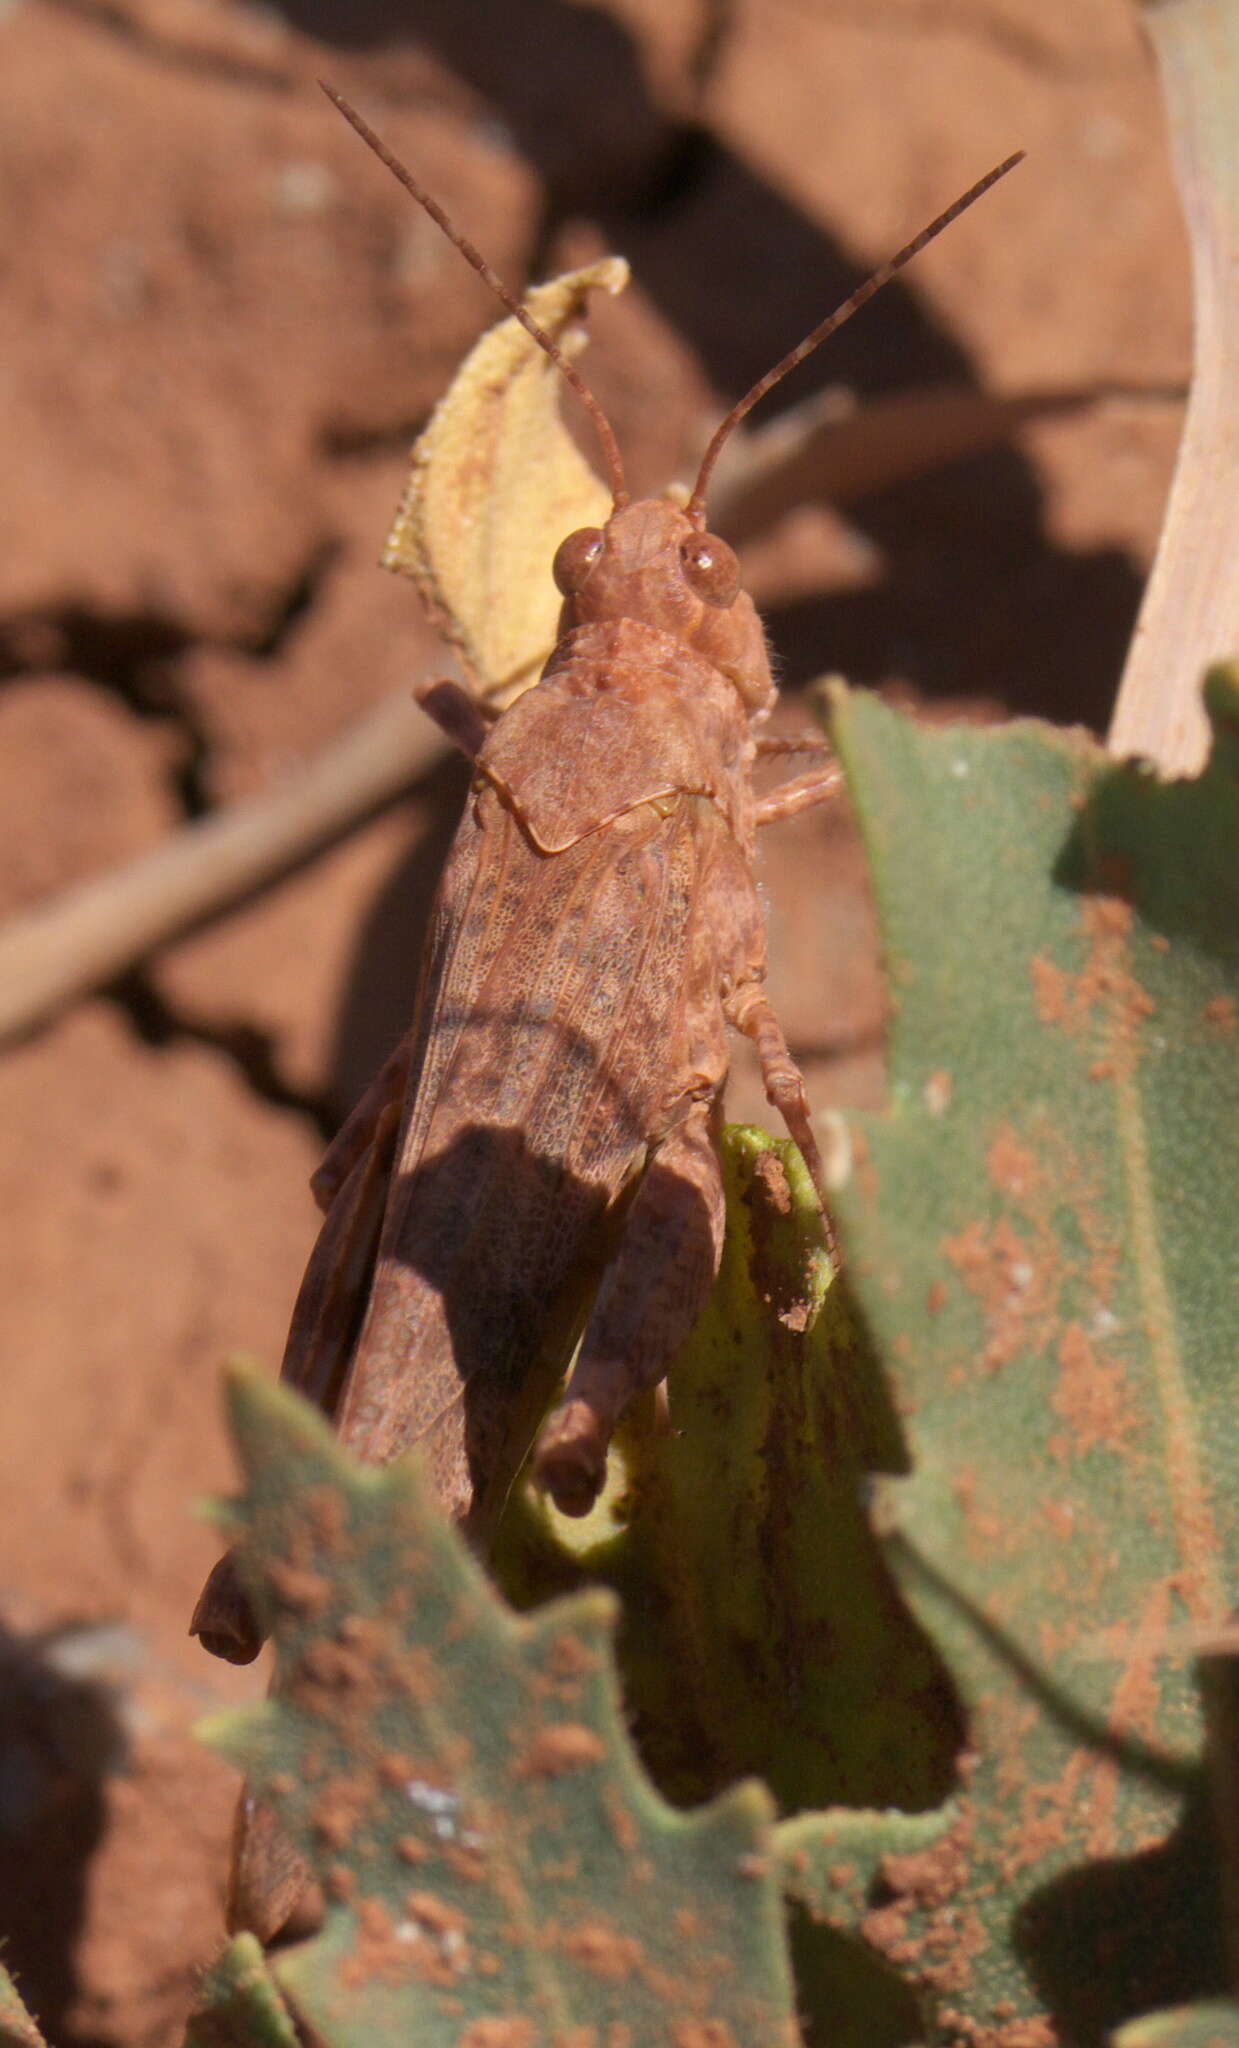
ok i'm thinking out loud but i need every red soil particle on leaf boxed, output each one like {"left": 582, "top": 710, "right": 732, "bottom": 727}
{"left": 358, "top": 1896, "right": 395, "bottom": 1939}
{"left": 1048, "top": 1319, "right": 1137, "bottom": 1460}
{"left": 457, "top": 2019, "right": 536, "bottom": 2046}
{"left": 264, "top": 1558, "right": 332, "bottom": 1614}
{"left": 338, "top": 1612, "right": 389, "bottom": 1649}
{"left": 986, "top": 1129, "right": 1039, "bottom": 1200}
{"left": 326, "top": 1862, "right": 358, "bottom": 1900}
{"left": 605, "top": 1788, "right": 640, "bottom": 1852}
{"left": 952, "top": 1466, "right": 1014, "bottom": 1556}
{"left": 379, "top": 1750, "right": 416, "bottom": 1785}
{"left": 927, "top": 1280, "right": 949, "bottom": 1314}
{"left": 936, "top": 2009, "right": 1056, "bottom": 2048}
{"left": 994, "top": 2020, "right": 1055, "bottom": 2048}
{"left": 943, "top": 1213, "right": 1056, "bottom": 1372}
{"left": 828, "top": 1863, "right": 856, "bottom": 1889}
{"left": 516, "top": 1722, "right": 607, "bottom": 1777}
{"left": 445, "top": 1842, "right": 489, "bottom": 1883}
{"left": 924, "top": 1069, "right": 954, "bottom": 1115}
{"left": 1030, "top": 954, "right": 1069, "bottom": 1025}
{"left": 1032, "top": 899, "right": 1156, "bottom": 1078}
{"left": 407, "top": 1890, "right": 467, "bottom": 1936}
{"left": 311, "top": 1775, "right": 373, "bottom": 1849}
{"left": 1203, "top": 993, "right": 1237, "bottom": 1035}
{"left": 547, "top": 1631, "right": 599, "bottom": 1678}
{"left": 304, "top": 1485, "right": 348, "bottom": 1548}
{"left": 397, "top": 1832, "right": 430, "bottom": 1864}
{"left": 1040, "top": 1496, "right": 1076, "bottom": 1540}
{"left": 860, "top": 1904, "right": 917, "bottom": 1965}
{"left": 297, "top": 1636, "right": 374, "bottom": 1689}
{"left": 880, "top": 1835, "right": 967, "bottom": 1908}
{"left": 561, "top": 1921, "right": 643, "bottom": 1978}
{"left": 393, "top": 1645, "right": 443, "bottom": 1704}
{"left": 1001, "top": 1750, "right": 1088, "bottom": 1881}
{"left": 751, "top": 1149, "right": 793, "bottom": 1215}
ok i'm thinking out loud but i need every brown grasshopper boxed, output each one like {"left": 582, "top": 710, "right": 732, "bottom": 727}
{"left": 193, "top": 91, "right": 1021, "bottom": 1669}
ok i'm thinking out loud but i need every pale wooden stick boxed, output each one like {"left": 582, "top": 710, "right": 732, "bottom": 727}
{"left": 1109, "top": 0, "right": 1239, "bottom": 774}
{"left": 0, "top": 687, "right": 445, "bottom": 1047}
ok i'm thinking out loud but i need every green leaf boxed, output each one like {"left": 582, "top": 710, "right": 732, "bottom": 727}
{"left": 0, "top": 1966, "right": 46, "bottom": 2048}
{"left": 198, "top": 1365, "right": 802, "bottom": 2047}
{"left": 497, "top": 1127, "right": 956, "bottom": 1821}
{"left": 183, "top": 1936, "right": 298, "bottom": 2048}
{"left": 822, "top": 674, "right": 1239, "bottom": 2038}
{"left": 493, "top": 1127, "right": 963, "bottom": 2045}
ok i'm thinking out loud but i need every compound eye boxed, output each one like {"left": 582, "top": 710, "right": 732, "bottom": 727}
{"left": 679, "top": 532, "right": 741, "bottom": 608}
{"left": 552, "top": 527, "right": 603, "bottom": 595}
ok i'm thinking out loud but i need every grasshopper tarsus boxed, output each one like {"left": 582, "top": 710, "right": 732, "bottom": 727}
{"left": 413, "top": 676, "right": 492, "bottom": 759}
{"left": 190, "top": 1552, "right": 264, "bottom": 1666}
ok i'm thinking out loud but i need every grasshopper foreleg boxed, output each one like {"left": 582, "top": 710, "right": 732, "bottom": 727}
{"left": 533, "top": 1101, "right": 726, "bottom": 1516}
{"left": 753, "top": 759, "right": 843, "bottom": 827}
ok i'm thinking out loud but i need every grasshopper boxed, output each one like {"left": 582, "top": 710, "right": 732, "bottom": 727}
{"left": 193, "top": 92, "right": 1021, "bottom": 1670}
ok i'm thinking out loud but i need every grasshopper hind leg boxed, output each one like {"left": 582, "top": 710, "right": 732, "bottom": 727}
{"left": 533, "top": 1102, "right": 725, "bottom": 1516}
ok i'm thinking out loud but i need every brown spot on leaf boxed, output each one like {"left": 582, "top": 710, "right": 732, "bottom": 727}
{"left": 1203, "top": 993, "right": 1236, "bottom": 1036}
{"left": 671, "top": 2026, "right": 738, "bottom": 2047}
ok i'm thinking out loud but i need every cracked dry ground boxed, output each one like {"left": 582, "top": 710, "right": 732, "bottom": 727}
{"left": 0, "top": 0, "right": 1189, "bottom": 2041}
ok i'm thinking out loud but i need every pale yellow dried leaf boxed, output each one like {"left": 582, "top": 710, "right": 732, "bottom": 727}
{"left": 385, "top": 258, "right": 629, "bottom": 700}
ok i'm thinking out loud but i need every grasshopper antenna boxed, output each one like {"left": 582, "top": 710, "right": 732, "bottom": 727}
{"left": 686, "top": 150, "right": 1025, "bottom": 523}
{"left": 321, "top": 81, "right": 629, "bottom": 509}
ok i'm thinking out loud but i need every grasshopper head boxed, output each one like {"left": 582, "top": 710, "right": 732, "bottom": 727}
{"left": 552, "top": 498, "right": 775, "bottom": 713}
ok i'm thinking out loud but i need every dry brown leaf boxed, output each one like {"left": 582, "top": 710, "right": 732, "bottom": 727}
{"left": 385, "top": 258, "right": 629, "bottom": 699}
